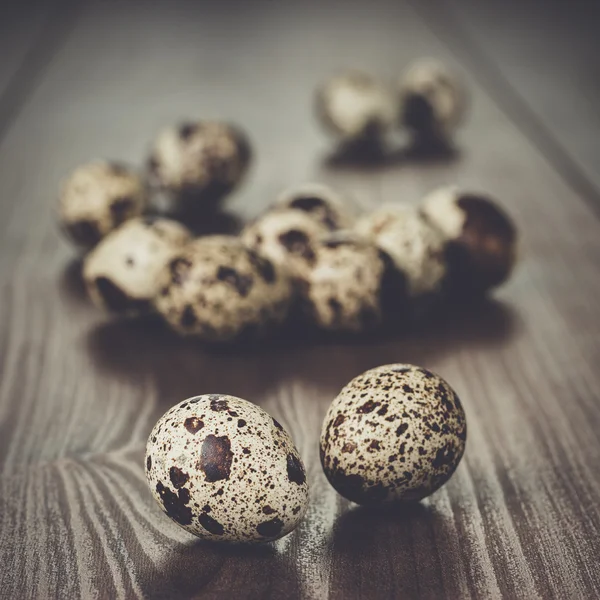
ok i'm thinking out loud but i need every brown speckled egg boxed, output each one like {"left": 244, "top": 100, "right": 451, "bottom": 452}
{"left": 320, "top": 364, "right": 467, "bottom": 505}
{"left": 146, "top": 394, "right": 309, "bottom": 543}
{"left": 356, "top": 205, "right": 447, "bottom": 300}
{"left": 299, "top": 232, "right": 405, "bottom": 332}
{"left": 83, "top": 217, "right": 191, "bottom": 315}
{"left": 241, "top": 210, "right": 329, "bottom": 283}
{"left": 273, "top": 182, "right": 354, "bottom": 230}
{"left": 315, "top": 70, "right": 396, "bottom": 143}
{"left": 59, "top": 161, "right": 147, "bottom": 250}
{"left": 155, "top": 236, "right": 292, "bottom": 341}
{"left": 399, "top": 59, "right": 467, "bottom": 142}
{"left": 147, "top": 121, "right": 251, "bottom": 207}
{"left": 420, "top": 186, "right": 518, "bottom": 294}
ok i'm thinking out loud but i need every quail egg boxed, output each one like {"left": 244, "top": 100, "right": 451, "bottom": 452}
{"left": 146, "top": 394, "right": 309, "bottom": 543}
{"left": 420, "top": 186, "right": 518, "bottom": 294}
{"left": 155, "top": 236, "right": 292, "bottom": 341}
{"left": 320, "top": 364, "right": 467, "bottom": 504}
{"left": 399, "top": 59, "right": 467, "bottom": 143}
{"left": 147, "top": 121, "right": 251, "bottom": 207}
{"left": 83, "top": 217, "right": 191, "bottom": 315}
{"left": 315, "top": 70, "right": 396, "bottom": 143}
{"left": 58, "top": 160, "right": 147, "bottom": 250}
{"left": 273, "top": 182, "right": 354, "bottom": 230}
{"left": 299, "top": 232, "right": 405, "bottom": 332}
{"left": 241, "top": 210, "right": 329, "bottom": 283}
{"left": 356, "top": 205, "right": 447, "bottom": 300}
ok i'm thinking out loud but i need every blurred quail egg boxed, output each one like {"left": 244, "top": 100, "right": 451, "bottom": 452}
{"left": 356, "top": 205, "right": 447, "bottom": 300}
{"left": 58, "top": 160, "right": 147, "bottom": 250}
{"left": 315, "top": 70, "right": 396, "bottom": 143}
{"left": 299, "top": 232, "right": 405, "bottom": 332}
{"left": 399, "top": 59, "right": 467, "bottom": 143}
{"left": 320, "top": 364, "right": 467, "bottom": 504}
{"left": 155, "top": 236, "right": 292, "bottom": 341}
{"left": 420, "top": 186, "right": 518, "bottom": 293}
{"left": 83, "top": 217, "right": 191, "bottom": 315}
{"left": 147, "top": 121, "right": 251, "bottom": 207}
{"left": 146, "top": 394, "right": 309, "bottom": 543}
{"left": 273, "top": 182, "right": 354, "bottom": 230}
{"left": 241, "top": 210, "right": 329, "bottom": 283}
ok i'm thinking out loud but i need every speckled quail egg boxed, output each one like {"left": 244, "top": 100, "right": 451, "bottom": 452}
{"left": 315, "top": 70, "right": 396, "bottom": 143}
{"left": 320, "top": 364, "right": 467, "bottom": 505}
{"left": 299, "top": 232, "right": 405, "bottom": 332}
{"left": 58, "top": 160, "right": 147, "bottom": 250}
{"left": 273, "top": 182, "right": 354, "bottom": 231}
{"left": 147, "top": 121, "right": 251, "bottom": 207}
{"left": 420, "top": 186, "right": 518, "bottom": 294}
{"left": 83, "top": 217, "right": 191, "bottom": 315}
{"left": 399, "top": 59, "right": 467, "bottom": 142}
{"left": 356, "top": 205, "right": 447, "bottom": 301}
{"left": 155, "top": 236, "right": 292, "bottom": 341}
{"left": 241, "top": 210, "right": 330, "bottom": 283}
{"left": 146, "top": 394, "right": 309, "bottom": 543}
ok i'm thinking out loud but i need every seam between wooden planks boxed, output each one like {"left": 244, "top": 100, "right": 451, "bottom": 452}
{"left": 0, "top": 0, "right": 81, "bottom": 146}
{"left": 406, "top": 0, "right": 600, "bottom": 222}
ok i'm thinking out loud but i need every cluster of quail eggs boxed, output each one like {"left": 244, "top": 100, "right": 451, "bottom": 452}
{"left": 316, "top": 58, "right": 468, "bottom": 150}
{"left": 145, "top": 363, "right": 467, "bottom": 542}
{"left": 59, "top": 158, "right": 518, "bottom": 341}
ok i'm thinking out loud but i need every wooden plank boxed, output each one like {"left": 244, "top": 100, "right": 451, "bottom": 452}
{"left": 0, "top": 1, "right": 599, "bottom": 598}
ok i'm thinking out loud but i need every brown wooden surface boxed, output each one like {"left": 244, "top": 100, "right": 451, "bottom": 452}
{"left": 1, "top": 1, "right": 599, "bottom": 598}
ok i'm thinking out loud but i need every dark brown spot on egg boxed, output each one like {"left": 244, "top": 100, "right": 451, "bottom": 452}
{"left": 333, "top": 414, "right": 345, "bottom": 427}
{"left": 169, "top": 257, "right": 192, "bottom": 285}
{"left": 357, "top": 400, "right": 379, "bottom": 414}
{"left": 184, "top": 417, "right": 204, "bottom": 434}
{"left": 169, "top": 466, "right": 189, "bottom": 489}
{"left": 278, "top": 229, "right": 316, "bottom": 263}
{"left": 216, "top": 265, "right": 254, "bottom": 296}
{"left": 286, "top": 453, "right": 306, "bottom": 485}
{"left": 198, "top": 512, "right": 225, "bottom": 535}
{"left": 256, "top": 517, "right": 284, "bottom": 538}
{"left": 179, "top": 122, "right": 198, "bottom": 140}
{"left": 110, "top": 196, "right": 134, "bottom": 226}
{"left": 289, "top": 195, "right": 325, "bottom": 213}
{"left": 247, "top": 249, "right": 276, "bottom": 283}
{"left": 262, "top": 505, "right": 276, "bottom": 515}
{"left": 200, "top": 435, "right": 233, "bottom": 482}
{"left": 367, "top": 440, "right": 381, "bottom": 451}
{"left": 341, "top": 442, "right": 356, "bottom": 453}
{"left": 396, "top": 423, "right": 409, "bottom": 436}
{"left": 272, "top": 418, "right": 283, "bottom": 431}
{"left": 156, "top": 481, "right": 192, "bottom": 525}
{"left": 432, "top": 445, "right": 456, "bottom": 469}
{"left": 146, "top": 455, "right": 152, "bottom": 471}
{"left": 210, "top": 397, "right": 229, "bottom": 411}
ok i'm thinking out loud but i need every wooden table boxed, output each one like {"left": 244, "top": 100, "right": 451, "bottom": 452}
{"left": 1, "top": 0, "right": 599, "bottom": 598}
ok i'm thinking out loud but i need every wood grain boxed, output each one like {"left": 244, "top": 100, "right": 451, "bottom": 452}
{"left": 0, "top": 1, "right": 599, "bottom": 598}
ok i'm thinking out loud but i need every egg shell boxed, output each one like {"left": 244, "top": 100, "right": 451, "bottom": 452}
{"left": 145, "top": 394, "right": 309, "bottom": 543}
{"left": 420, "top": 186, "right": 518, "bottom": 293}
{"left": 147, "top": 121, "right": 251, "bottom": 204}
{"left": 399, "top": 58, "right": 467, "bottom": 141}
{"left": 320, "top": 364, "right": 467, "bottom": 505}
{"left": 356, "top": 205, "right": 447, "bottom": 299}
{"left": 241, "top": 210, "right": 330, "bottom": 283}
{"left": 315, "top": 70, "right": 396, "bottom": 142}
{"left": 273, "top": 182, "right": 355, "bottom": 231}
{"left": 299, "top": 233, "right": 397, "bottom": 332}
{"left": 155, "top": 235, "right": 292, "bottom": 341}
{"left": 83, "top": 217, "right": 191, "bottom": 315}
{"left": 59, "top": 160, "right": 147, "bottom": 250}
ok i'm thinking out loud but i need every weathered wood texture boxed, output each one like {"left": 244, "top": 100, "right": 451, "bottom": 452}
{"left": 0, "top": 1, "right": 599, "bottom": 598}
